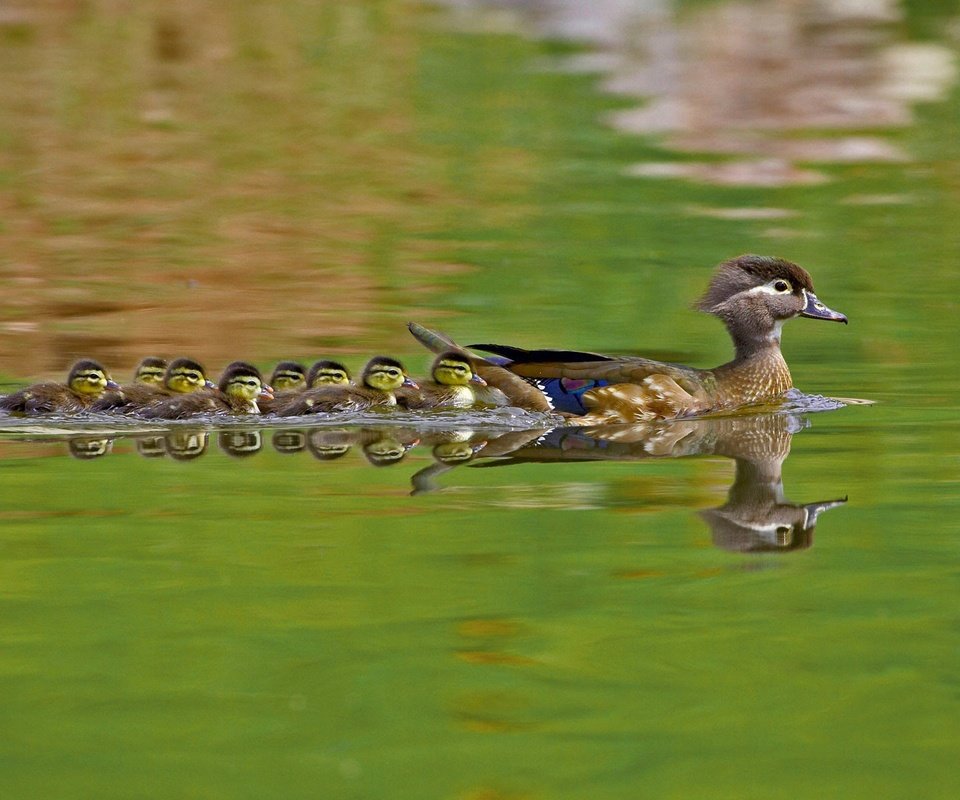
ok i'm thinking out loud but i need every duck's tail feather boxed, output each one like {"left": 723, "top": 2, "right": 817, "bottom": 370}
{"left": 407, "top": 322, "right": 464, "bottom": 356}
{"left": 469, "top": 343, "right": 614, "bottom": 363}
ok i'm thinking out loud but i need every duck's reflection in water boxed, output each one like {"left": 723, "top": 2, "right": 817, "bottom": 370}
{"left": 415, "top": 414, "right": 846, "bottom": 553}
{"left": 361, "top": 428, "right": 420, "bottom": 467}
{"left": 410, "top": 428, "right": 548, "bottom": 495}
{"left": 271, "top": 429, "right": 306, "bottom": 454}
{"left": 68, "top": 436, "right": 114, "bottom": 460}
{"left": 306, "top": 428, "right": 356, "bottom": 461}
{"left": 135, "top": 436, "right": 166, "bottom": 458}
{"left": 163, "top": 430, "right": 208, "bottom": 461}
{"left": 218, "top": 430, "right": 262, "bottom": 458}
{"left": 55, "top": 413, "right": 845, "bottom": 550}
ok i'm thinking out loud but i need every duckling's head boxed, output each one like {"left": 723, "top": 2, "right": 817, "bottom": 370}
{"left": 431, "top": 351, "right": 487, "bottom": 387}
{"left": 133, "top": 357, "right": 168, "bottom": 385}
{"left": 270, "top": 361, "right": 307, "bottom": 392}
{"left": 68, "top": 359, "right": 119, "bottom": 396}
{"left": 307, "top": 360, "right": 352, "bottom": 388}
{"left": 218, "top": 361, "right": 273, "bottom": 404}
{"left": 165, "top": 358, "right": 215, "bottom": 394}
{"left": 362, "top": 433, "right": 420, "bottom": 466}
{"left": 696, "top": 255, "right": 847, "bottom": 352}
{"left": 361, "top": 357, "right": 418, "bottom": 392}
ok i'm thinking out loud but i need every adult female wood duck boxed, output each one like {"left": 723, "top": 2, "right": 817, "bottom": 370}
{"left": 409, "top": 254, "right": 847, "bottom": 424}
{"left": 137, "top": 362, "right": 273, "bottom": 419}
{"left": 0, "top": 359, "right": 119, "bottom": 414}
{"left": 90, "top": 357, "right": 214, "bottom": 412}
{"left": 397, "top": 351, "right": 508, "bottom": 410}
{"left": 258, "top": 361, "right": 307, "bottom": 415}
{"left": 276, "top": 356, "right": 416, "bottom": 416}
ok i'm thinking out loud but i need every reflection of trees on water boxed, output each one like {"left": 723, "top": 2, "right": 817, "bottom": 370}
{"left": 445, "top": 0, "right": 957, "bottom": 185}
{"left": 45, "top": 412, "right": 846, "bottom": 552}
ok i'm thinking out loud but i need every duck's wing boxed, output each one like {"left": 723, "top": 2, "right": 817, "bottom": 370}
{"left": 138, "top": 392, "right": 218, "bottom": 420}
{"left": 407, "top": 323, "right": 710, "bottom": 415}
{"left": 405, "top": 323, "right": 553, "bottom": 412}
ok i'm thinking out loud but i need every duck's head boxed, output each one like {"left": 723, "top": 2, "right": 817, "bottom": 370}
{"left": 270, "top": 361, "right": 307, "bottom": 392}
{"left": 361, "top": 357, "right": 418, "bottom": 392}
{"left": 133, "top": 357, "right": 168, "bottom": 385}
{"left": 165, "top": 358, "right": 215, "bottom": 393}
{"left": 68, "top": 359, "right": 119, "bottom": 396}
{"left": 307, "top": 360, "right": 352, "bottom": 388}
{"left": 696, "top": 255, "right": 847, "bottom": 354}
{"left": 218, "top": 361, "right": 274, "bottom": 404}
{"left": 431, "top": 351, "right": 487, "bottom": 387}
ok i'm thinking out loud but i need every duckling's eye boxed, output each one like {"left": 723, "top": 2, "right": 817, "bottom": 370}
{"left": 773, "top": 280, "right": 791, "bottom": 293}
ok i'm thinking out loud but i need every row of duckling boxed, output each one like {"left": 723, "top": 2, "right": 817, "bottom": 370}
{"left": 42, "top": 425, "right": 539, "bottom": 468}
{"left": 0, "top": 350, "right": 524, "bottom": 419}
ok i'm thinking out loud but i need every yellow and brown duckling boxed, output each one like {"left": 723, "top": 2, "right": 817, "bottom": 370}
{"left": 261, "top": 360, "right": 351, "bottom": 415}
{"left": 90, "top": 357, "right": 214, "bottom": 412}
{"left": 0, "top": 359, "right": 119, "bottom": 415}
{"left": 258, "top": 361, "right": 307, "bottom": 415}
{"left": 306, "top": 360, "right": 352, "bottom": 388}
{"left": 410, "top": 254, "right": 847, "bottom": 424}
{"left": 397, "top": 351, "right": 507, "bottom": 410}
{"left": 132, "top": 356, "right": 168, "bottom": 386}
{"left": 138, "top": 361, "right": 273, "bottom": 419}
{"left": 276, "top": 356, "right": 416, "bottom": 416}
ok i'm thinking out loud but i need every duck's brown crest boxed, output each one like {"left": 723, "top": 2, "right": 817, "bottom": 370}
{"left": 696, "top": 254, "right": 814, "bottom": 312}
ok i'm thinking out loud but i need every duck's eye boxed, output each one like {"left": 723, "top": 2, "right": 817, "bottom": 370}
{"left": 773, "top": 280, "right": 791, "bottom": 293}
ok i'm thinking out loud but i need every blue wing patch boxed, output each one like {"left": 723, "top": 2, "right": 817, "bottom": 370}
{"left": 536, "top": 377, "right": 610, "bottom": 415}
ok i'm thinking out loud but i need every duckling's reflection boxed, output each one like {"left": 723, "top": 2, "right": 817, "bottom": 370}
{"left": 410, "top": 428, "right": 548, "bottom": 495}
{"left": 218, "top": 430, "right": 262, "bottom": 458}
{"left": 271, "top": 429, "right": 306, "bottom": 454}
{"left": 360, "top": 427, "right": 420, "bottom": 467}
{"left": 135, "top": 435, "right": 167, "bottom": 458}
{"left": 418, "top": 414, "right": 845, "bottom": 552}
{"left": 68, "top": 436, "right": 114, "bottom": 460}
{"left": 306, "top": 428, "right": 357, "bottom": 461}
{"left": 164, "top": 429, "right": 208, "bottom": 461}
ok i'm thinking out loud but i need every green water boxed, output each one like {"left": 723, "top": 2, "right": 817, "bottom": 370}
{"left": 2, "top": 2, "right": 960, "bottom": 798}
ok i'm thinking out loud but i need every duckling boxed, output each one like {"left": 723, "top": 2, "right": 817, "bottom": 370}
{"left": 258, "top": 361, "right": 307, "bottom": 415}
{"left": 90, "top": 357, "right": 214, "bottom": 412}
{"left": 266, "top": 359, "right": 352, "bottom": 415}
{"left": 406, "top": 324, "right": 554, "bottom": 411}
{"left": 276, "top": 356, "right": 417, "bottom": 416}
{"left": 138, "top": 362, "right": 273, "bottom": 419}
{"left": 398, "top": 351, "right": 507, "bottom": 410}
{"left": 306, "top": 360, "right": 352, "bottom": 388}
{"left": 132, "top": 356, "right": 168, "bottom": 385}
{"left": 0, "top": 359, "right": 119, "bottom": 414}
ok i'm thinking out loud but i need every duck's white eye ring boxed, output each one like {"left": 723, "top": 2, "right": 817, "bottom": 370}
{"left": 773, "top": 279, "right": 791, "bottom": 293}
